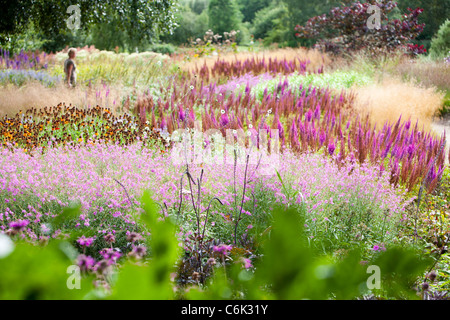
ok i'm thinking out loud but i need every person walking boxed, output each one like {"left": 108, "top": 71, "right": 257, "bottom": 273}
{"left": 64, "top": 48, "right": 77, "bottom": 88}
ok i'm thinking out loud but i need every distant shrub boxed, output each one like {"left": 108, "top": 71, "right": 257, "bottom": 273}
{"left": 430, "top": 20, "right": 450, "bottom": 59}
{"left": 148, "top": 43, "right": 176, "bottom": 56}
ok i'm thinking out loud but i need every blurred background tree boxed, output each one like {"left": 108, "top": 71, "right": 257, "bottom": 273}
{"left": 0, "top": 0, "right": 448, "bottom": 53}
{"left": 208, "top": 0, "right": 243, "bottom": 36}
{"left": 0, "top": 0, "right": 179, "bottom": 53}
{"left": 396, "top": 0, "right": 450, "bottom": 50}
{"left": 160, "top": 0, "right": 210, "bottom": 45}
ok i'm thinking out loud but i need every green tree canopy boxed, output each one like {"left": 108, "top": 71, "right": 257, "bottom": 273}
{"left": 0, "top": 0, "right": 179, "bottom": 51}
{"left": 208, "top": 0, "right": 243, "bottom": 35}
{"left": 236, "top": 0, "right": 272, "bottom": 23}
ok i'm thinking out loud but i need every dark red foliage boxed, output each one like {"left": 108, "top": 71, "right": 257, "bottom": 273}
{"left": 294, "top": 1, "right": 425, "bottom": 55}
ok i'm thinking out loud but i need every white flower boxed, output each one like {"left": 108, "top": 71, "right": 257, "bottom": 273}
{"left": 181, "top": 189, "right": 191, "bottom": 195}
{"left": 221, "top": 109, "right": 225, "bottom": 114}
{"left": 268, "top": 109, "right": 272, "bottom": 114}
{"left": 190, "top": 85, "right": 194, "bottom": 90}
{"left": 232, "top": 129, "right": 237, "bottom": 135}
{"left": 248, "top": 124, "right": 253, "bottom": 129}
{"left": 0, "top": 234, "right": 14, "bottom": 259}
{"left": 247, "top": 131, "right": 252, "bottom": 136}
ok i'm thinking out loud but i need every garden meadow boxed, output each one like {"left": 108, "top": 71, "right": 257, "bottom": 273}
{"left": 0, "top": 1, "right": 450, "bottom": 301}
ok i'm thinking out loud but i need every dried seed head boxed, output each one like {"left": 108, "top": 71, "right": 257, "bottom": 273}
{"left": 427, "top": 271, "right": 437, "bottom": 282}
{"left": 207, "top": 257, "right": 216, "bottom": 266}
{"left": 192, "top": 272, "right": 200, "bottom": 281}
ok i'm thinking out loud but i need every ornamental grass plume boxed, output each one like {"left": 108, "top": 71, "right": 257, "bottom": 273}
{"left": 354, "top": 77, "right": 444, "bottom": 132}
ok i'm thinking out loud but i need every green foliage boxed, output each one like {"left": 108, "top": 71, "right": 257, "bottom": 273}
{"left": 186, "top": 0, "right": 210, "bottom": 15}
{"left": 0, "top": 21, "right": 48, "bottom": 54}
{"left": 87, "top": 22, "right": 128, "bottom": 52}
{"left": 109, "top": 191, "right": 180, "bottom": 299}
{"left": 0, "top": 0, "right": 179, "bottom": 53}
{"left": 0, "top": 239, "right": 94, "bottom": 299}
{"left": 187, "top": 206, "right": 432, "bottom": 299}
{"left": 397, "top": 0, "right": 450, "bottom": 45}
{"left": 148, "top": 43, "right": 177, "bottom": 56}
{"left": 50, "top": 49, "right": 170, "bottom": 89}
{"left": 236, "top": 0, "right": 272, "bottom": 23}
{"left": 430, "top": 20, "right": 450, "bottom": 59}
{"left": 370, "top": 246, "right": 432, "bottom": 299}
{"left": 0, "top": 196, "right": 434, "bottom": 299}
{"left": 208, "top": 0, "right": 243, "bottom": 36}
{"left": 248, "top": 71, "right": 372, "bottom": 101}
{"left": 161, "top": 5, "right": 210, "bottom": 45}
{"left": 278, "top": 0, "right": 338, "bottom": 46}
{"left": 251, "top": 3, "right": 288, "bottom": 41}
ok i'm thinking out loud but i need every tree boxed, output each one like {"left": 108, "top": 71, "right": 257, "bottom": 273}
{"left": 396, "top": 0, "right": 450, "bottom": 47}
{"left": 236, "top": 0, "right": 272, "bottom": 23}
{"left": 295, "top": 1, "right": 425, "bottom": 55}
{"left": 0, "top": 0, "right": 179, "bottom": 52}
{"left": 188, "top": 0, "right": 210, "bottom": 15}
{"left": 251, "top": 3, "right": 288, "bottom": 41}
{"left": 208, "top": 0, "right": 243, "bottom": 36}
{"left": 279, "top": 0, "right": 340, "bottom": 46}
{"left": 430, "top": 20, "right": 450, "bottom": 59}
{"left": 161, "top": 4, "right": 210, "bottom": 45}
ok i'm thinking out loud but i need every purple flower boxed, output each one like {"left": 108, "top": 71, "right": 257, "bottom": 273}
{"left": 94, "top": 259, "right": 113, "bottom": 275}
{"left": 179, "top": 106, "right": 185, "bottom": 122}
{"left": 77, "top": 254, "right": 96, "bottom": 272}
{"left": 407, "top": 144, "right": 415, "bottom": 159}
{"left": 373, "top": 245, "right": 380, "bottom": 251}
{"left": 77, "top": 235, "right": 95, "bottom": 247}
{"left": 306, "top": 109, "right": 313, "bottom": 122}
{"left": 99, "top": 248, "right": 121, "bottom": 261}
{"left": 319, "top": 132, "right": 326, "bottom": 145}
{"left": 129, "top": 244, "right": 147, "bottom": 259}
{"left": 220, "top": 113, "right": 229, "bottom": 127}
{"left": 9, "top": 219, "right": 29, "bottom": 231}
{"left": 213, "top": 244, "right": 233, "bottom": 255}
{"left": 104, "top": 233, "right": 115, "bottom": 244}
{"left": 242, "top": 258, "right": 253, "bottom": 269}
{"left": 126, "top": 232, "right": 142, "bottom": 243}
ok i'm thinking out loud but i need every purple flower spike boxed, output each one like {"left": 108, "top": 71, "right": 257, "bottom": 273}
{"left": 328, "top": 140, "right": 336, "bottom": 156}
{"left": 306, "top": 109, "right": 313, "bottom": 122}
